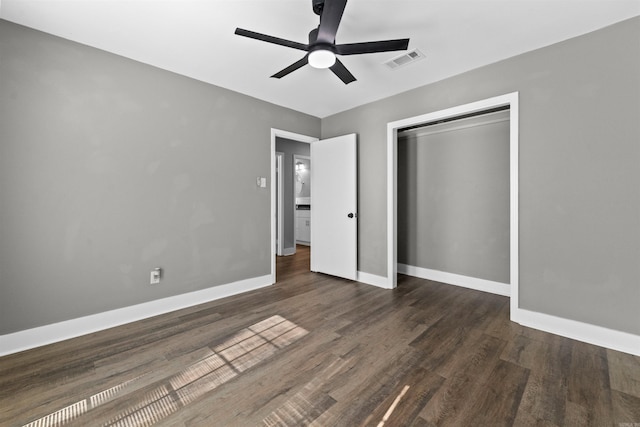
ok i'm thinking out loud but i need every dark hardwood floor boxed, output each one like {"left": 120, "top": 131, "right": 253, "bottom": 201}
{"left": 1, "top": 245, "right": 639, "bottom": 426}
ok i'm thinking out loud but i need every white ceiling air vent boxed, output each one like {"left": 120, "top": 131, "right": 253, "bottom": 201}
{"left": 384, "top": 48, "right": 425, "bottom": 70}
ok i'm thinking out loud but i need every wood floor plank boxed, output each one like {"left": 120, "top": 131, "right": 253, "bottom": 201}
{"left": 454, "top": 359, "right": 530, "bottom": 426}
{"left": 357, "top": 367, "right": 445, "bottom": 427}
{"left": 566, "top": 342, "right": 614, "bottom": 426}
{"left": 608, "top": 348, "right": 640, "bottom": 398}
{"left": 512, "top": 335, "right": 572, "bottom": 427}
{"left": 315, "top": 350, "right": 426, "bottom": 426}
{"left": 166, "top": 326, "right": 345, "bottom": 425}
{"left": 418, "top": 333, "right": 508, "bottom": 425}
{"left": 611, "top": 389, "right": 640, "bottom": 425}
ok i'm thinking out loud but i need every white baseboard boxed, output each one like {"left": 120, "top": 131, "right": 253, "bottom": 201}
{"left": 397, "top": 263, "right": 639, "bottom": 355}
{"left": 283, "top": 247, "right": 296, "bottom": 256}
{"left": 0, "top": 274, "right": 273, "bottom": 357}
{"left": 512, "top": 307, "right": 640, "bottom": 357}
{"left": 357, "top": 271, "right": 392, "bottom": 289}
{"left": 397, "top": 263, "right": 510, "bottom": 296}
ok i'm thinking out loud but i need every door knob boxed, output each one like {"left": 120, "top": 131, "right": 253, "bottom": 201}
{"left": 348, "top": 213, "right": 355, "bottom": 218}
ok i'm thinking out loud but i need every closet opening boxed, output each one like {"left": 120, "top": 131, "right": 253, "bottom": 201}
{"left": 386, "top": 92, "right": 519, "bottom": 320}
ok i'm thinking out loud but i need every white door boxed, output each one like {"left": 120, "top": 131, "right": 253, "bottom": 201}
{"left": 311, "top": 134, "right": 357, "bottom": 280}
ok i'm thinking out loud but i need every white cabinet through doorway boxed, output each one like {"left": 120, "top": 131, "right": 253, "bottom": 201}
{"left": 296, "top": 209, "right": 310, "bottom": 245}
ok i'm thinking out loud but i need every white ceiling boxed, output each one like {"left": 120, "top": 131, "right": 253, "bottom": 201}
{"left": 1, "top": 0, "right": 639, "bottom": 118}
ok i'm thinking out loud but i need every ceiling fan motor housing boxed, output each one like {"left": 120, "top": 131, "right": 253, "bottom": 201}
{"left": 309, "top": 42, "right": 335, "bottom": 55}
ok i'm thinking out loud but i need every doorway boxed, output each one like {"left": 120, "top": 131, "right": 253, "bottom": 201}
{"left": 386, "top": 92, "right": 519, "bottom": 318}
{"left": 270, "top": 130, "right": 358, "bottom": 284}
{"left": 397, "top": 107, "right": 510, "bottom": 294}
{"left": 270, "top": 129, "right": 317, "bottom": 283}
{"left": 275, "top": 138, "right": 311, "bottom": 257}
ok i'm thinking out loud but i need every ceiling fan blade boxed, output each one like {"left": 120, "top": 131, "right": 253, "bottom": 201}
{"left": 317, "top": 0, "right": 348, "bottom": 44}
{"left": 271, "top": 56, "right": 309, "bottom": 79}
{"left": 235, "top": 28, "right": 309, "bottom": 52}
{"left": 330, "top": 58, "right": 356, "bottom": 84}
{"left": 336, "top": 38, "right": 410, "bottom": 55}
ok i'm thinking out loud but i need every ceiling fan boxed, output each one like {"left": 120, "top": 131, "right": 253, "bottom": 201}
{"left": 234, "top": 0, "right": 410, "bottom": 84}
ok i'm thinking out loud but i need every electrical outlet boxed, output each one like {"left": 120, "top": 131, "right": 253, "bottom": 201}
{"left": 150, "top": 268, "right": 161, "bottom": 285}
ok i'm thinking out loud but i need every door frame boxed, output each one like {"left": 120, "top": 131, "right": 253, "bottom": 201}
{"left": 276, "top": 152, "right": 284, "bottom": 256}
{"left": 386, "top": 92, "right": 519, "bottom": 318}
{"left": 270, "top": 129, "right": 318, "bottom": 283}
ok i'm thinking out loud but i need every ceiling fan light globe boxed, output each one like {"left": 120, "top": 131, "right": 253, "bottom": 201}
{"left": 308, "top": 49, "right": 336, "bottom": 69}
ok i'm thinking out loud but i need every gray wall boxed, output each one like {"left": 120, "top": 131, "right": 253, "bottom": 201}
{"left": 2, "top": 16, "right": 638, "bottom": 339}
{"left": 322, "top": 17, "right": 640, "bottom": 335}
{"left": 0, "top": 20, "right": 320, "bottom": 334}
{"left": 398, "top": 112, "right": 510, "bottom": 283}
{"left": 275, "top": 138, "right": 310, "bottom": 250}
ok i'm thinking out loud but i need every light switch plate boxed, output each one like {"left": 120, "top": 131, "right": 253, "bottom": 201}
{"left": 150, "top": 268, "right": 161, "bottom": 285}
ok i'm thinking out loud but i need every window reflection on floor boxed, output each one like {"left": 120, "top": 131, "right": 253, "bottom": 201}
{"left": 22, "top": 315, "right": 308, "bottom": 427}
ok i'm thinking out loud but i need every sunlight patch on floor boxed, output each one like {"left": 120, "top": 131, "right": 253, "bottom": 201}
{"left": 22, "top": 375, "right": 148, "bottom": 427}
{"left": 22, "top": 315, "right": 308, "bottom": 427}
{"left": 377, "top": 385, "right": 410, "bottom": 427}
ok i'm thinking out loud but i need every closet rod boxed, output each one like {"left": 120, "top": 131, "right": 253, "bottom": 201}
{"left": 398, "top": 105, "right": 510, "bottom": 134}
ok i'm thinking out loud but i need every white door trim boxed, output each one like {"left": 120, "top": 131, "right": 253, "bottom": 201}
{"left": 276, "top": 152, "right": 284, "bottom": 256}
{"left": 386, "top": 92, "right": 519, "bottom": 318}
{"left": 271, "top": 129, "right": 318, "bottom": 283}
